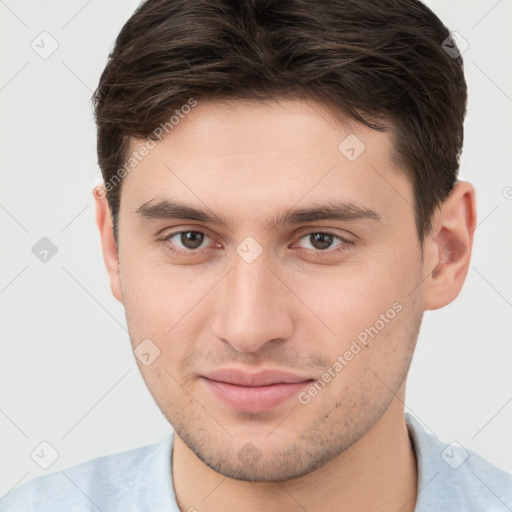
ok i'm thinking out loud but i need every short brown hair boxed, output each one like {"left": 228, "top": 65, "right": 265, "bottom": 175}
{"left": 93, "top": 0, "right": 467, "bottom": 244}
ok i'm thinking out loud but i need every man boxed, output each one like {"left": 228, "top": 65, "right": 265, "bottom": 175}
{"left": 2, "top": 0, "right": 511, "bottom": 511}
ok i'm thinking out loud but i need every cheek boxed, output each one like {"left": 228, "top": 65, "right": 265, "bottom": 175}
{"left": 119, "top": 252, "right": 204, "bottom": 337}
{"left": 287, "top": 246, "right": 421, "bottom": 379}
{"left": 298, "top": 296, "right": 420, "bottom": 416}
{"left": 290, "top": 264, "right": 405, "bottom": 340}
{"left": 119, "top": 257, "right": 217, "bottom": 388}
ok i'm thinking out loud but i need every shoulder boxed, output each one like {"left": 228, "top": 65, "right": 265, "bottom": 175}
{"left": 0, "top": 434, "right": 176, "bottom": 512}
{"left": 406, "top": 414, "right": 512, "bottom": 512}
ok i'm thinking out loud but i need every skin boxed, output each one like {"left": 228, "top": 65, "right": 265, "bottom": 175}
{"left": 94, "top": 97, "right": 476, "bottom": 512}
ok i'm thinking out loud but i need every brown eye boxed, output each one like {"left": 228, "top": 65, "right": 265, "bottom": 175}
{"left": 164, "top": 230, "right": 210, "bottom": 252}
{"left": 308, "top": 233, "right": 335, "bottom": 250}
{"left": 179, "top": 231, "right": 205, "bottom": 249}
{"left": 292, "top": 231, "right": 355, "bottom": 258}
{"left": 299, "top": 232, "right": 343, "bottom": 251}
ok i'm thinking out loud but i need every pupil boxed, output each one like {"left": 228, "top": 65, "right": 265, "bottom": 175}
{"left": 311, "top": 233, "right": 332, "bottom": 250}
{"left": 181, "top": 231, "right": 204, "bottom": 249}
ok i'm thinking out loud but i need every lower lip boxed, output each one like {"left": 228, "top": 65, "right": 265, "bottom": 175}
{"left": 202, "top": 378, "right": 312, "bottom": 413}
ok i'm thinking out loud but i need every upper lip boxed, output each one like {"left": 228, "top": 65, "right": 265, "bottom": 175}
{"left": 202, "top": 369, "right": 313, "bottom": 387}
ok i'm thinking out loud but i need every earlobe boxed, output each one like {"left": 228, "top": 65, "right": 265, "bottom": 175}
{"left": 93, "top": 185, "right": 123, "bottom": 303}
{"left": 423, "top": 181, "right": 477, "bottom": 311}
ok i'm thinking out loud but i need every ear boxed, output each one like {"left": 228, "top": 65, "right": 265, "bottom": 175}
{"left": 423, "top": 181, "right": 477, "bottom": 311}
{"left": 93, "top": 185, "right": 123, "bottom": 303}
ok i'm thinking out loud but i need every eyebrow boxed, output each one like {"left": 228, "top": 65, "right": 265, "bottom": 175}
{"left": 135, "top": 198, "right": 383, "bottom": 230}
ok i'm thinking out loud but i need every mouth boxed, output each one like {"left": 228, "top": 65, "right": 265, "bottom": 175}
{"left": 200, "top": 369, "right": 314, "bottom": 413}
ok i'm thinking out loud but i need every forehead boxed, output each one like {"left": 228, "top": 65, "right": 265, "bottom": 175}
{"left": 120, "top": 97, "right": 412, "bottom": 224}
{"left": 137, "top": 96, "right": 389, "bottom": 156}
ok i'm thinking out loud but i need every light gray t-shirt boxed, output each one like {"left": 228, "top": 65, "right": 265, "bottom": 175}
{"left": 1, "top": 414, "right": 511, "bottom": 511}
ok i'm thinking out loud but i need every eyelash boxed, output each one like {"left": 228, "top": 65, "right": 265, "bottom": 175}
{"left": 158, "top": 230, "right": 354, "bottom": 258}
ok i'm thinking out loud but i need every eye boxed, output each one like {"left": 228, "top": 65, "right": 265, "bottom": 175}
{"left": 163, "top": 230, "right": 213, "bottom": 254}
{"left": 294, "top": 232, "right": 353, "bottom": 253}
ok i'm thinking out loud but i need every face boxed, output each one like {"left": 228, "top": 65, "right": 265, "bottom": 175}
{"left": 114, "top": 98, "right": 426, "bottom": 481}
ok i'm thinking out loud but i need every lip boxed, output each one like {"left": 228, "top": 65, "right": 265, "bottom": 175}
{"left": 200, "top": 369, "right": 314, "bottom": 413}
{"left": 203, "top": 369, "right": 312, "bottom": 387}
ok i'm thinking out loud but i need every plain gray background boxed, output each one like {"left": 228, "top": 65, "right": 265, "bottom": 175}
{"left": 1, "top": 0, "right": 511, "bottom": 496}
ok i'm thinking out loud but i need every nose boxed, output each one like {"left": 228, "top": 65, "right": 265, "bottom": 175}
{"left": 211, "top": 251, "right": 294, "bottom": 353}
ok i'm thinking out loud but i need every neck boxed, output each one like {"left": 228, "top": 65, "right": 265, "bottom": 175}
{"left": 171, "top": 395, "right": 417, "bottom": 512}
